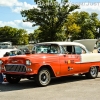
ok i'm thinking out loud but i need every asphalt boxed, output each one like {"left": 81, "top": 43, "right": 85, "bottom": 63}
{"left": 0, "top": 74, "right": 100, "bottom": 100}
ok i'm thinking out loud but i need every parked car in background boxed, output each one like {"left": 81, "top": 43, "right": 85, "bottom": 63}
{"left": 18, "top": 47, "right": 30, "bottom": 53}
{"left": 0, "top": 42, "right": 12, "bottom": 49}
{"left": 2, "top": 39, "right": 100, "bottom": 87}
{"left": 0, "top": 49, "right": 24, "bottom": 58}
{"left": 0, "top": 49, "right": 24, "bottom": 73}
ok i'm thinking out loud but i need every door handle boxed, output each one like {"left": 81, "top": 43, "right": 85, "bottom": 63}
{"left": 68, "top": 66, "right": 73, "bottom": 71}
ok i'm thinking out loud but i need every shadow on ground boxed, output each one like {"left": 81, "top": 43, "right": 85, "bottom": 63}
{"left": 0, "top": 75, "right": 99, "bottom": 92}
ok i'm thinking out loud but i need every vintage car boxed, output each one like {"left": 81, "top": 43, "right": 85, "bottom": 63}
{"left": 1, "top": 40, "right": 100, "bottom": 86}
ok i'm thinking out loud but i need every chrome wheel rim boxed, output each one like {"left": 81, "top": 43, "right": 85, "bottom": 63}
{"left": 39, "top": 70, "right": 50, "bottom": 86}
{"left": 90, "top": 67, "right": 97, "bottom": 77}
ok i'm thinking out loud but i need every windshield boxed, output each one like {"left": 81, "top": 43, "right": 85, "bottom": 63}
{"left": 32, "top": 44, "right": 60, "bottom": 54}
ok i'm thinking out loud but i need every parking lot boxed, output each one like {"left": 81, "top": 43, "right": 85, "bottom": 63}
{"left": 0, "top": 73, "right": 100, "bottom": 100}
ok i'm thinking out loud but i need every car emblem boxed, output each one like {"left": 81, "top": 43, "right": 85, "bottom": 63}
{"left": 12, "top": 60, "right": 18, "bottom": 63}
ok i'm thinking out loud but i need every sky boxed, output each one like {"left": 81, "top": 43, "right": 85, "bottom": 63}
{"left": 0, "top": 0, "right": 100, "bottom": 33}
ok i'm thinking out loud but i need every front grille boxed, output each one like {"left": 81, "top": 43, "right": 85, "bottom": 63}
{"left": 5, "top": 64, "right": 26, "bottom": 72}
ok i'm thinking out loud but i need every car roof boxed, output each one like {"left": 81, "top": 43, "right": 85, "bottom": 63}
{"left": 37, "top": 42, "right": 86, "bottom": 49}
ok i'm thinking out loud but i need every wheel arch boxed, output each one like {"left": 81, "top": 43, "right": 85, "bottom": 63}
{"left": 38, "top": 65, "right": 55, "bottom": 77}
{"left": 85, "top": 65, "right": 99, "bottom": 79}
{"left": 90, "top": 65, "right": 99, "bottom": 71}
{"left": 95, "top": 66, "right": 100, "bottom": 73}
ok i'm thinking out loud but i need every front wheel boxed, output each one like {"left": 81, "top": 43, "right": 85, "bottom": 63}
{"left": 34, "top": 68, "right": 51, "bottom": 87}
{"left": 6, "top": 75, "right": 21, "bottom": 84}
{"left": 85, "top": 67, "right": 98, "bottom": 79}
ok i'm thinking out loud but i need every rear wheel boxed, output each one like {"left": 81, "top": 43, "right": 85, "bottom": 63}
{"left": 85, "top": 67, "right": 98, "bottom": 79}
{"left": 6, "top": 75, "right": 21, "bottom": 84}
{"left": 34, "top": 68, "right": 51, "bottom": 86}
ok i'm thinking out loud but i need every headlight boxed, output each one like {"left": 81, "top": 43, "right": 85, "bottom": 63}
{"left": 26, "top": 60, "right": 31, "bottom": 66}
{"left": 0, "top": 60, "right": 3, "bottom": 65}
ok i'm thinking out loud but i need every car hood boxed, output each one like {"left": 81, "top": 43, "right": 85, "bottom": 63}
{"left": 73, "top": 39, "right": 97, "bottom": 52}
{"left": 7, "top": 54, "right": 59, "bottom": 64}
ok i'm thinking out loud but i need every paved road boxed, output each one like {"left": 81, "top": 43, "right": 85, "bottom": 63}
{"left": 0, "top": 74, "right": 100, "bottom": 100}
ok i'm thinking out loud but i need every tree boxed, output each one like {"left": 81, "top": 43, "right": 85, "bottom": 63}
{"left": 0, "top": 26, "right": 29, "bottom": 45}
{"left": 33, "top": 29, "right": 42, "bottom": 43}
{"left": 64, "top": 11, "right": 100, "bottom": 41}
{"left": 16, "top": 29, "right": 29, "bottom": 45}
{"left": 21, "top": 0, "right": 79, "bottom": 42}
{"left": 64, "top": 12, "right": 81, "bottom": 41}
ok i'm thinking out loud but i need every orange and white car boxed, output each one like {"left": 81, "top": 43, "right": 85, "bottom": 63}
{"left": 1, "top": 40, "right": 100, "bottom": 86}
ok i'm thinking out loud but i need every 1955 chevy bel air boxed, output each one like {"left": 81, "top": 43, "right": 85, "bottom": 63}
{"left": 0, "top": 39, "right": 100, "bottom": 86}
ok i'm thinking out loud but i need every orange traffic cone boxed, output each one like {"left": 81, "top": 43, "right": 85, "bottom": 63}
{"left": 2, "top": 74, "right": 8, "bottom": 84}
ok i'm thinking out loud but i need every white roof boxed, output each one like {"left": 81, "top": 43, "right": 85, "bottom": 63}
{"left": 37, "top": 42, "right": 86, "bottom": 49}
{"left": 37, "top": 39, "right": 97, "bottom": 52}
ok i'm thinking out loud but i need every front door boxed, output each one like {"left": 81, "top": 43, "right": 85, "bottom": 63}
{"left": 59, "top": 54, "right": 81, "bottom": 76}
{"left": 60, "top": 45, "right": 86, "bottom": 76}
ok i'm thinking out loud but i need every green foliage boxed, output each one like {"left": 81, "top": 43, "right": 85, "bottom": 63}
{"left": 21, "top": 0, "right": 79, "bottom": 42}
{"left": 0, "top": 26, "right": 29, "bottom": 45}
{"left": 64, "top": 11, "right": 100, "bottom": 41}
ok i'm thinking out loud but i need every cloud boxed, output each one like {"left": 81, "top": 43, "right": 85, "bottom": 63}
{"left": 0, "top": 0, "right": 38, "bottom": 32}
{"left": 0, "top": 20, "right": 38, "bottom": 33}
{"left": 71, "top": 2, "right": 100, "bottom": 19}
{"left": 0, "top": 0, "right": 37, "bottom": 13}
{"left": 12, "top": 2, "right": 37, "bottom": 13}
{"left": 79, "top": 2, "right": 100, "bottom": 10}
{"left": 0, "top": 0, "right": 23, "bottom": 7}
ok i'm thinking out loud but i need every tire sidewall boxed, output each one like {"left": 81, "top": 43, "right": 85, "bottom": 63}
{"left": 90, "top": 67, "right": 98, "bottom": 78}
{"left": 35, "top": 68, "right": 51, "bottom": 86}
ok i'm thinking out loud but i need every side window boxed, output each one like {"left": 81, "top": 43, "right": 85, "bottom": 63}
{"left": 66, "top": 46, "right": 73, "bottom": 54}
{"left": 75, "top": 46, "right": 86, "bottom": 54}
{"left": 62, "top": 45, "right": 74, "bottom": 54}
